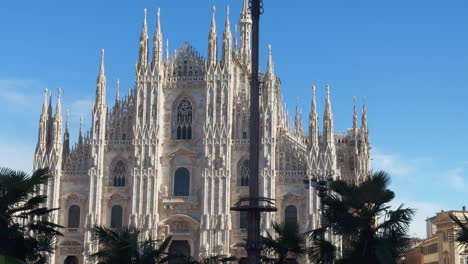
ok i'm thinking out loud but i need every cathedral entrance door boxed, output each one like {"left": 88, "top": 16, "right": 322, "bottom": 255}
{"left": 64, "top": 256, "right": 78, "bottom": 264}
{"left": 168, "top": 240, "right": 191, "bottom": 263}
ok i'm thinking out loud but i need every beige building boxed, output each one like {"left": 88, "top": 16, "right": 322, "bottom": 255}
{"left": 420, "top": 209, "right": 468, "bottom": 264}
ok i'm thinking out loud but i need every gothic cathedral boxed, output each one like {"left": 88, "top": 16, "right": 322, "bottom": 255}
{"left": 33, "top": 1, "right": 371, "bottom": 263}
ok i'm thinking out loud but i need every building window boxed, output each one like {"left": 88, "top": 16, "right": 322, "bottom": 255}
{"left": 112, "top": 160, "right": 126, "bottom": 186}
{"left": 173, "top": 168, "right": 190, "bottom": 196}
{"left": 111, "top": 205, "right": 123, "bottom": 228}
{"left": 67, "top": 205, "right": 80, "bottom": 228}
{"left": 285, "top": 205, "right": 298, "bottom": 224}
{"left": 175, "top": 98, "right": 192, "bottom": 140}
{"left": 238, "top": 159, "right": 250, "bottom": 186}
{"left": 240, "top": 211, "right": 248, "bottom": 229}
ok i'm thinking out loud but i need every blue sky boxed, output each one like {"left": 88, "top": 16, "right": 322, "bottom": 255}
{"left": 1, "top": 0, "right": 467, "bottom": 238}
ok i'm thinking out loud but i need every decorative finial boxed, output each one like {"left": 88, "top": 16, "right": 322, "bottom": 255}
{"left": 211, "top": 6, "right": 217, "bottom": 31}
{"left": 66, "top": 108, "right": 70, "bottom": 130}
{"left": 57, "top": 88, "right": 62, "bottom": 99}
{"left": 116, "top": 79, "right": 120, "bottom": 101}
{"left": 166, "top": 38, "right": 170, "bottom": 61}
{"left": 144, "top": 8, "right": 147, "bottom": 23}
{"left": 100, "top": 49, "right": 105, "bottom": 75}
{"left": 226, "top": 5, "right": 230, "bottom": 17}
{"left": 312, "top": 85, "right": 316, "bottom": 96}
{"left": 157, "top": 8, "right": 160, "bottom": 21}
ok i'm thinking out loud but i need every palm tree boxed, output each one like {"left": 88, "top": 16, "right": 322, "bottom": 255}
{"left": 90, "top": 226, "right": 172, "bottom": 264}
{"left": 449, "top": 213, "right": 468, "bottom": 252}
{"left": 261, "top": 222, "right": 306, "bottom": 264}
{"left": 169, "top": 254, "right": 237, "bottom": 264}
{"left": 308, "top": 171, "right": 414, "bottom": 264}
{"left": 0, "top": 167, "right": 62, "bottom": 264}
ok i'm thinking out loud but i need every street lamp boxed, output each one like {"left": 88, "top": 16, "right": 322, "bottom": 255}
{"left": 304, "top": 171, "right": 334, "bottom": 233}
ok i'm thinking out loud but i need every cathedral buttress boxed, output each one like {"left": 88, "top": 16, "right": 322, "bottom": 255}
{"left": 201, "top": 12, "right": 233, "bottom": 254}
{"left": 259, "top": 45, "right": 277, "bottom": 234}
{"left": 85, "top": 49, "right": 108, "bottom": 259}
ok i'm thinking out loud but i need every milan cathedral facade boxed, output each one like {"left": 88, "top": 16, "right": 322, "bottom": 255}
{"left": 33, "top": 1, "right": 371, "bottom": 263}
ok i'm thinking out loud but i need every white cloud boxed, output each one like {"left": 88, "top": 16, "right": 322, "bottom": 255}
{"left": 371, "top": 149, "right": 413, "bottom": 177}
{"left": 0, "top": 142, "right": 34, "bottom": 173}
{"left": 68, "top": 98, "right": 94, "bottom": 120}
{"left": 0, "top": 79, "right": 40, "bottom": 106}
{"left": 446, "top": 167, "right": 465, "bottom": 190}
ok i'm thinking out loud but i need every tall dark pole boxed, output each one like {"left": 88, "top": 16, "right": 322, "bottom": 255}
{"left": 247, "top": 0, "right": 262, "bottom": 263}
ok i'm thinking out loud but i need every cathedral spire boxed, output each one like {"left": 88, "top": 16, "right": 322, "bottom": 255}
{"left": 48, "top": 90, "right": 53, "bottom": 120}
{"left": 137, "top": 8, "right": 149, "bottom": 72}
{"left": 63, "top": 108, "right": 70, "bottom": 157}
{"left": 309, "top": 85, "right": 319, "bottom": 151}
{"left": 239, "top": 0, "right": 251, "bottom": 64}
{"left": 295, "top": 97, "right": 302, "bottom": 136}
{"left": 166, "top": 38, "right": 170, "bottom": 62}
{"left": 152, "top": 8, "right": 163, "bottom": 70}
{"left": 78, "top": 116, "right": 83, "bottom": 145}
{"left": 267, "top": 44, "right": 274, "bottom": 77}
{"left": 222, "top": 6, "right": 232, "bottom": 66}
{"left": 353, "top": 96, "right": 358, "bottom": 134}
{"left": 361, "top": 96, "right": 368, "bottom": 133}
{"left": 95, "top": 49, "right": 106, "bottom": 107}
{"left": 234, "top": 24, "right": 238, "bottom": 52}
{"left": 41, "top": 88, "right": 48, "bottom": 117}
{"left": 116, "top": 79, "right": 120, "bottom": 103}
{"left": 323, "top": 84, "right": 334, "bottom": 145}
{"left": 353, "top": 97, "right": 359, "bottom": 155}
{"left": 208, "top": 6, "right": 218, "bottom": 66}
{"left": 54, "top": 88, "right": 62, "bottom": 121}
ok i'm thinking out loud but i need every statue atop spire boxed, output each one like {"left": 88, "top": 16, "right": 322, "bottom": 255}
{"left": 152, "top": 8, "right": 163, "bottom": 70}
{"left": 323, "top": 84, "right": 334, "bottom": 146}
{"left": 95, "top": 49, "right": 106, "bottom": 107}
{"left": 353, "top": 96, "right": 358, "bottom": 133}
{"left": 78, "top": 115, "right": 83, "bottom": 145}
{"left": 295, "top": 97, "right": 302, "bottom": 136}
{"left": 42, "top": 88, "right": 48, "bottom": 116}
{"left": 267, "top": 44, "right": 274, "bottom": 77}
{"left": 55, "top": 88, "right": 62, "bottom": 120}
{"left": 116, "top": 79, "right": 120, "bottom": 102}
{"left": 208, "top": 6, "right": 218, "bottom": 66}
{"left": 222, "top": 5, "right": 232, "bottom": 65}
{"left": 309, "top": 85, "right": 319, "bottom": 151}
{"left": 137, "top": 8, "right": 149, "bottom": 72}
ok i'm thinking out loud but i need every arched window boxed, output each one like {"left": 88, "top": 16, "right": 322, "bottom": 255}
{"left": 111, "top": 205, "right": 123, "bottom": 228}
{"left": 68, "top": 205, "right": 80, "bottom": 228}
{"left": 239, "top": 211, "right": 248, "bottom": 229}
{"left": 173, "top": 168, "right": 190, "bottom": 196}
{"left": 112, "top": 160, "right": 126, "bottom": 187}
{"left": 238, "top": 159, "right": 250, "bottom": 186}
{"left": 175, "top": 98, "right": 192, "bottom": 140}
{"left": 285, "top": 205, "right": 298, "bottom": 224}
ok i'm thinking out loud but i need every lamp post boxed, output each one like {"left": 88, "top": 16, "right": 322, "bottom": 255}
{"left": 231, "top": 1, "right": 277, "bottom": 264}
{"left": 304, "top": 171, "right": 334, "bottom": 239}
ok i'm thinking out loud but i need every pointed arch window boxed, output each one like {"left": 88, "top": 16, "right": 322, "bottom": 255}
{"left": 175, "top": 98, "right": 192, "bottom": 140}
{"left": 112, "top": 160, "right": 126, "bottom": 187}
{"left": 238, "top": 159, "right": 250, "bottom": 186}
{"left": 173, "top": 168, "right": 190, "bottom": 196}
{"left": 68, "top": 205, "right": 80, "bottom": 228}
{"left": 111, "top": 205, "right": 123, "bottom": 228}
{"left": 285, "top": 205, "right": 298, "bottom": 224}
